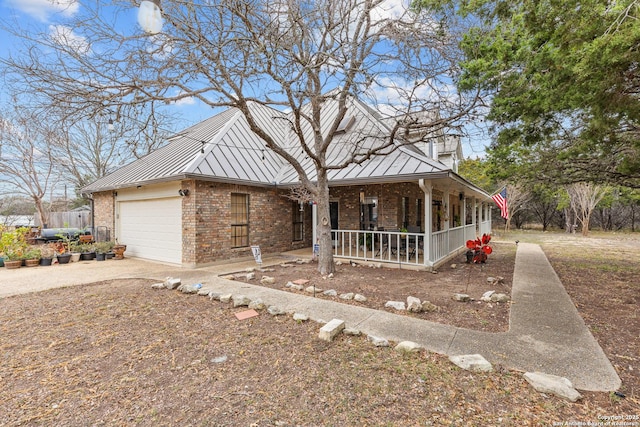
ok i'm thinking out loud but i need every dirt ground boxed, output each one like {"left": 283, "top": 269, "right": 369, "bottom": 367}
{"left": 0, "top": 232, "right": 638, "bottom": 426}
{"left": 232, "top": 242, "right": 516, "bottom": 333}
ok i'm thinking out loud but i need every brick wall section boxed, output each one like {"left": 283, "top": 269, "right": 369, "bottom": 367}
{"left": 189, "top": 181, "right": 312, "bottom": 265}
{"left": 329, "top": 183, "right": 446, "bottom": 231}
{"left": 92, "top": 192, "right": 115, "bottom": 239}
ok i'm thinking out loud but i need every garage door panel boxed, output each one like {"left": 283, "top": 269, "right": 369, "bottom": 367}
{"left": 118, "top": 198, "right": 182, "bottom": 264}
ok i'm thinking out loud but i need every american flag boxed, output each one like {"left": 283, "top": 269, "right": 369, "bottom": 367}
{"left": 492, "top": 187, "right": 509, "bottom": 219}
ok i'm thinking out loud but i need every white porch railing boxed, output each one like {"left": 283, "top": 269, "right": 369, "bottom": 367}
{"left": 331, "top": 223, "right": 493, "bottom": 267}
{"left": 331, "top": 229, "right": 426, "bottom": 267}
{"left": 479, "top": 220, "right": 491, "bottom": 236}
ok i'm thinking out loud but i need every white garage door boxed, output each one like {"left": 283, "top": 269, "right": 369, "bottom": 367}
{"left": 118, "top": 198, "right": 182, "bottom": 264}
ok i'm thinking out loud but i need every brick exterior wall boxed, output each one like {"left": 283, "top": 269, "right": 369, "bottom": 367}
{"left": 329, "top": 183, "right": 448, "bottom": 232}
{"left": 92, "top": 191, "right": 115, "bottom": 240}
{"left": 91, "top": 180, "right": 461, "bottom": 266}
{"left": 186, "top": 180, "right": 312, "bottom": 265}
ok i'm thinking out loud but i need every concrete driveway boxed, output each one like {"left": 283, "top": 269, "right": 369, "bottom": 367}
{"left": 0, "top": 256, "right": 275, "bottom": 299}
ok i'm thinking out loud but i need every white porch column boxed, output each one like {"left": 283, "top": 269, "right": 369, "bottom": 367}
{"left": 312, "top": 202, "right": 318, "bottom": 246}
{"left": 472, "top": 197, "right": 477, "bottom": 232}
{"left": 462, "top": 195, "right": 466, "bottom": 225}
{"left": 419, "top": 179, "right": 432, "bottom": 266}
{"left": 475, "top": 198, "right": 481, "bottom": 234}
{"left": 485, "top": 203, "right": 491, "bottom": 234}
{"left": 443, "top": 187, "right": 450, "bottom": 230}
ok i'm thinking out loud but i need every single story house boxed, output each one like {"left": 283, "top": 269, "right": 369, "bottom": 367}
{"left": 82, "top": 96, "right": 492, "bottom": 268}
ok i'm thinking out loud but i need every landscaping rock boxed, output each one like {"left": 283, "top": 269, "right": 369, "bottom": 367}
{"left": 245, "top": 272, "right": 255, "bottom": 280}
{"left": 219, "top": 294, "right": 233, "bottom": 303}
{"left": 260, "top": 276, "right": 276, "bottom": 285}
{"left": 220, "top": 274, "right": 236, "bottom": 281}
{"left": 232, "top": 295, "right": 252, "bottom": 308}
{"left": 290, "top": 284, "right": 304, "bottom": 291}
{"left": 293, "top": 313, "right": 309, "bottom": 322}
{"left": 267, "top": 305, "right": 285, "bottom": 316}
{"left": 323, "top": 289, "right": 338, "bottom": 297}
{"left": 305, "top": 286, "right": 322, "bottom": 293}
{"left": 197, "top": 288, "right": 210, "bottom": 296}
{"left": 367, "top": 335, "right": 389, "bottom": 347}
{"left": 453, "top": 293, "right": 470, "bottom": 302}
{"left": 407, "top": 296, "right": 422, "bottom": 313}
{"left": 208, "top": 291, "right": 221, "bottom": 301}
{"left": 523, "top": 372, "right": 582, "bottom": 402}
{"left": 421, "top": 301, "right": 440, "bottom": 312}
{"left": 395, "top": 341, "right": 422, "bottom": 353}
{"left": 318, "top": 319, "right": 345, "bottom": 342}
{"left": 449, "top": 354, "right": 493, "bottom": 372}
{"left": 354, "top": 294, "right": 367, "bottom": 302}
{"left": 180, "top": 284, "right": 200, "bottom": 294}
{"left": 164, "top": 277, "right": 181, "bottom": 290}
{"left": 151, "top": 283, "right": 165, "bottom": 290}
{"left": 481, "top": 290, "right": 495, "bottom": 302}
{"left": 491, "top": 293, "right": 510, "bottom": 303}
{"left": 248, "top": 299, "right": 266, "bottom": 310}
{"left": 385, "top": 301, "right": 406, "bottom": 311}
{"left": 339, "top": 292, "right": 354, "bottom": 300}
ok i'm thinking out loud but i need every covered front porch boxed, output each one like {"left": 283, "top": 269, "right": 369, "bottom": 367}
{"left": 312, "top": 177, "right": 492, "bottom": 269}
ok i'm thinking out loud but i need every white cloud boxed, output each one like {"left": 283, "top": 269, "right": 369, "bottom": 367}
{"left": 48, "top": 24, "right": 90, "bottom": 55}
{"left": 5, "top": 0, "right": 79, "bottom": 22}
{"left": 371, "top": 0, "right": 411, "bottom": 22}
{"left": 174, "top": 96, "right": 196, "bottom": 106}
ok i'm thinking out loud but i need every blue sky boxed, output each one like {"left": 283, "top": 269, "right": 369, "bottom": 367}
{"left": 0, "top": 0, "right": 214, "bottom": 130}
{"left": 0, "top": 0, "right": 489, "bottom": 157}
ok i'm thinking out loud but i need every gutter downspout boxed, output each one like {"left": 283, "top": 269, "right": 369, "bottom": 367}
{"left": 418, "top": 179, "right": 432, "bottom": 267}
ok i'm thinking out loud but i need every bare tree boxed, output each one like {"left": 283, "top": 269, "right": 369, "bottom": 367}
{"left": 502, "top": 184, "right": 530, "bottom": 231}
{"left": 566, "top": 182, "right": 608, "bottom": 236}
{"left": 0, "top": 105, "right": 62, "bottom": 227}
{"left": 51, "top": 107, "right": 177, "bottom": 192}
{"left": 1, "top": 0, "right": 479, "bottom": 274}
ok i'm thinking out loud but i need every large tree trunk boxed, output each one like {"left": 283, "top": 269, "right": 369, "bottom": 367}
{"left": 315, "top": 173, "right": 335, "bottom": 275}
{"left": 33, "top": 197, "right": 49, "bottom": 229}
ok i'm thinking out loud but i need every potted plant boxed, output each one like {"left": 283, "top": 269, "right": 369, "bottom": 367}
{"left": 94, "top": 241, "right": 114, "bottom": 261}
{"left": 53, "top": 231, "right": 75, "bottom": 264}
{"left": 23, "top": 246, "right": 42, "bottom": 267}
{"left": 1, "top": 227, "right": 29, "bottom": 269}
{"left": 67, "top": 240, "right": 82, "bottom": 262}
{"left": 39, "top": 245, "right": 56, "bottom": 266}
{"left": 112, "top": 242, "right": 127, "bottom": 260}
{"left": 77, "top": 243, "right": 96, "bottom": 261}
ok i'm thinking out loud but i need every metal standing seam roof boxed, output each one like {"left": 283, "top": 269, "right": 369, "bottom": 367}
{"left": 81, "top": 96, "right": 488, "bottom": 198}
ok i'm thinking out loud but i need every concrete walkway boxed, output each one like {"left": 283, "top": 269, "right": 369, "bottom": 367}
{"left": 0, "top": 243, "right": 621, "bottom": 392}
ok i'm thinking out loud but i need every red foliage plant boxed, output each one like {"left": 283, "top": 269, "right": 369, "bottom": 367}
{"left": 466, "top": 234, "right": 493, "bottom": 263}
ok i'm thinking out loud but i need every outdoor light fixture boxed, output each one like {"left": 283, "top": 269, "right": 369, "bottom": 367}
{"left": 138, "top": 0, "right": 163, "bottom": 34}
{"left": 178, "top": 189, "right": 190, "bottom": 197}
